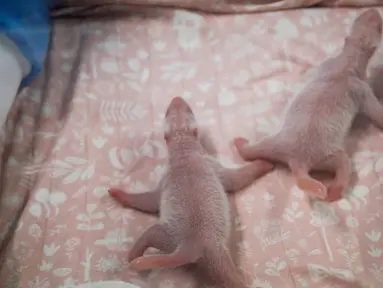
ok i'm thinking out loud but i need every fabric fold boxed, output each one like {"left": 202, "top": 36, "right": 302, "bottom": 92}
{"left": 51, "top": 0, "right": 383, "bottom": 17}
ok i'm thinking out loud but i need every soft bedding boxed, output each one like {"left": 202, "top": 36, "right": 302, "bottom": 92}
{"left": 52, "top": 0, "right": 382, "bottom": 15}
{"left": 1, "top": 4, "right": 383, "bottom": 288}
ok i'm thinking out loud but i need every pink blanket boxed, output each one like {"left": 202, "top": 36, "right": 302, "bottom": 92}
{"left": 1, "top": 4, "right": 383, "bottom": 288}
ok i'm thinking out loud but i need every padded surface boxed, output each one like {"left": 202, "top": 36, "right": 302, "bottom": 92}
{"left": 1, "top": 7, "right": 383, "bottom": 288}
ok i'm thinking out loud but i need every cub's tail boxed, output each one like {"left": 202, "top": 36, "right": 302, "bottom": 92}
{"left": 201, "top": 242, "right": 249, "bottom": 288}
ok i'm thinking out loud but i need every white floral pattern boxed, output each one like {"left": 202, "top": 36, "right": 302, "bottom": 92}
{"left": 0, "top": 6, "right": 383, "bottom": 288}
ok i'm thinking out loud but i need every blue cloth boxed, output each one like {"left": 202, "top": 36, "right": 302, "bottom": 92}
{"left": 0, "top": 0, "right": 53, "bottom": 87}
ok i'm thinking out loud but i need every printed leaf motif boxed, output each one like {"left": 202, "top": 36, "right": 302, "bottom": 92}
{"left": 35, "top": 188, "right": 50, "bottom": 203}
{"left": 358, "top": 162, "right": 373, "bottom": 178}
{"left": 39, "top": 260, "right": 53, "bottom": 271}
{"left": 234, "top": 217, "right": 247, "bottom": 231}
{"left": 346, "top": 216, "right": 359, "bottom": 228}
{"left": 77, "top": 223, "right": 105, "bottom": 231}
{"left": 307, "top": 264, "right": 328, "bottom": 282}
{"left": 309, "top": 249, "right": 323, "bottom": 256}
{"left": 351, "top": 185, "right": 369, "bottom": 201}
{"left": 283, "top": 201, "right": 304, "bottom": 222}
{"left": 128, "top": 58, "right": 141, "bottom": 72}
{"left": 101, "top": 59, "right": 119, "bottom": 73}
{"left": 53, "top": 268, "right": 72, "bottom": 277}
{"left": 62, "top": 170, "right": 82, "bottom": 184}
{"left": 100, "top": 101, "right": 147, "bottom": 122}
{"left": 51, "top": 168, "right": 69, "bottom": 178}
{"left": 218, "top": 88, "right": 237, "bottom": 106}
{"left": 52, "top": 160, "right": 72, "bottom": 169}
{"left": 353, "top": 151, "right": 378, "bottom": 178}
{"left": 128, "top": 81, "right": 141, "bottom": 92}
{"left": 97, "top": 37, "right": 127, "bottom": 55}
{"left": 139, "top": 142, "right": 155, "bottom": 158}
{"left": 151, "top": 141, "right": 167, "bottom": 159}
{"left": 93, "top": 187, "right": 108, "bottom": 198}
{"left": 76, "top": 214, "right": 90, "bottom": 222}
{"left": 161, "top": 62, "right": 197, "bottom": 83}
{"left": 49, "top": 192, "right": 67, "bottom": 205}
{"left": 277, "top": 261, "right": 287, "bottom": 271}
{"left": 65, "top": 157, "right": 88, "bottom": 165}
{"left": 265, "top": 268, "right": 279, "bottom": 276}
{"left": 255, "top": 116, "right": 280, "bottom": 136}
{"left": 76, "top": 204, "right": 105, "bottom": 231}
{"left": 27, "top": 276, "right": 50, "bottom": 288}
{"left": 274, "top": 18, "right": 299, "bottom": 39}
{"left": 44, "top": 243, "right": 60, "bottom": 257}
{"left": 29, "top": 203, "right": 42, "bottom": 218}
{"left": 141, "top": 68, "right": 150, "bottom": 83}
{"left": 368, "top": 246, "right": 383, "bottom": 258}
{"left": 366, "top": 230, "right": 381, "bottom": 242}
{"left": 92, "top": 136, "right": 107, "bottom": 149}
{"left": 337, "top": 199, "right": 352, "bottom": 211}
{"left": 91, "top": 212, "right": 106, "bottom": 220}
{"left": 81, "top": 164, "right": 95, "bottom": 180}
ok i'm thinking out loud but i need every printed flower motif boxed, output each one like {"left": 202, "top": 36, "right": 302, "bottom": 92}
{"left": 29, "top": 224, "right": 42, "bottom": 240}
{"left": 346, "top": 216, "right": 359, "bottom": 228}
{"left": 5, "top": 273, "right": 20, "bottom": 288}
{"left": 310, "top": 202, "right": 339, "bottom": 227}
{"left": 95, "top": 255, "right": 122, "bottom": 273}
{"left": 310, "top": 202, "right": 339, "bottom": 262}
{"left": 27, "top": 276, "right": 49, "bottom": 288}
{"left": 369, "top": 263, "right": 383, "bottom": 283}
{"left": 253, "top": 219, "right": 291, "bottom": 250}
{"left": 262, "top": 192, "right": 276, "bottom": 209}
{"left": 65, "top": 237, "right": 81, "bottom": 251}
{"left": 336, "top": 232, "right": 359, "bottom": 250}
{"left": 13, "top": 241, "right": 35, "bottom": 262}
{"left": 265, "top": 257, "right": 287, "bottom": 277}
{"left": 286, "top": 248, "right": 300, "bottom": 258}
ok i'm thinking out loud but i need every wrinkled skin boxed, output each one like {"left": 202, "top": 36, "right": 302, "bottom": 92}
{"left": 233, "top": 9, "right": 383, "bottom": 202}
{"left": 109, "top": 96, "right": 273, "bottom": 287}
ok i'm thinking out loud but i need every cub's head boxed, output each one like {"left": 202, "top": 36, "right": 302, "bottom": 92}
{"left": 347, "top": 9, "right": 382, "bottom": 55}
{"left": 164, "top": 96, "right": 198, "bottom": 143}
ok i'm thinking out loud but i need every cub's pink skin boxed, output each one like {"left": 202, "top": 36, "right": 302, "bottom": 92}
{"left": 234, "top": 8, "right": 383, "bottom": 202}
{"left": 109, "top": 96, "right": 273, "bottom": 287}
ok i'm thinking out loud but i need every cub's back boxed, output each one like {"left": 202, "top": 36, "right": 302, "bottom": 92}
{"left": 160, "top": 152, "right": 231, "bottom": 241}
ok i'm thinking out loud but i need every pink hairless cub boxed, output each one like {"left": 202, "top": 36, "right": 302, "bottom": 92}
{"left": 109, "top": 96, "right": 273, "bottom": 287}
{"left": 234, "top": 8, "right": 383, "bottom": 202}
